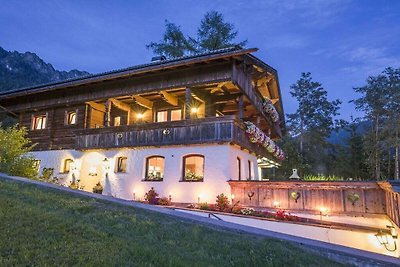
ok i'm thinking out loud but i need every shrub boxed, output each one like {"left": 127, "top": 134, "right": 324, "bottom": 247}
{"left": 145, "top": 187, "right": 159, "bottom": 205}
{"left": 92, "top": 182, "right": 103, "bottom": 194}
{"left": 0, "top": 126, "right": 38, "bottom": 178}
{"left": 158, "top": 197, "right": 171, "bottom": 206}
{"left": 216, "top": 193, "right": 229, "bottom": 211}
{"left": 199, "top": 203, "right": 209, "bottom": 210}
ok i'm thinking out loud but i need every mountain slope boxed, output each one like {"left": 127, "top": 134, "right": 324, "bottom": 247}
{"left": 0, "top": 46, "right": 90, "bottom": 92}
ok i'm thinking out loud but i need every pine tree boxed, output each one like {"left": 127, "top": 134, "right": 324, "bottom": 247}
{"left": 147, "top": 11, "right": 247, "bottom": 58}
{"left": 191, "top": 11, "right": 247, "bottom": 52}
{"left": 286, "top": 72, "right": 342, "bottom": 175}
{"left": 146, "top": 20, "right": 195, "bottom": 58}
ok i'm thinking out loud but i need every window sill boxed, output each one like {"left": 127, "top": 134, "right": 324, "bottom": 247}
{"left": 180, "top": 179, "right": 204, "bottom": 183}
{"left": 141, "top": 179, "right": 164, "bottom": 182}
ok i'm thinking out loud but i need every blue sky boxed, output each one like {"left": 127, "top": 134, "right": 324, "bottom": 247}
{"left": 1, "top": 0, "right": 399, "bottom": 119}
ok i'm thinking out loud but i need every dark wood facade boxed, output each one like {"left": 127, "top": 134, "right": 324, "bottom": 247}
{"left": 0, "top": 48, "right": 285, "bottom": 157}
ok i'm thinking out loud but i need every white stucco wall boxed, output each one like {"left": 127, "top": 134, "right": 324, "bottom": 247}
{"left": 31, "top": 144, "right": 258, "bottom": 203}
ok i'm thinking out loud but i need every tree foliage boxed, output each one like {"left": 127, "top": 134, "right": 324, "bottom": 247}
{"left": 191, "top": 11, "right": 247, "bottom": 52}
{"left": 0, "top": 126, "right": 38, "bottom": 178}
{"left": 146, "top": 20, "right": 194, "bottom": 58}
{"left": 147, "top": 11, "right": 246, "bottom": 58}
{"left": 352, "top": 67, "right": 400, "bottom": 180}
{"left": 282, "top": 72, "right": 342, "bottom": 176}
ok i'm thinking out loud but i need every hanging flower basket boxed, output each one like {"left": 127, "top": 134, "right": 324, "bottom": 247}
{"left": 244, "top": 121, "right": 285, "bottom": 160}
{"left": 262, "top": 98, "right": 280, "bottom": 123}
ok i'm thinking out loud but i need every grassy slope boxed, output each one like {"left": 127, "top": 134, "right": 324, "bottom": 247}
{"left": 0, "top": 178, "right": 343, "bottom": 267}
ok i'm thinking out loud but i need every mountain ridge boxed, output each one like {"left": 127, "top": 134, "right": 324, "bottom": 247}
{"left": 0, "top": 46, "right": 90, "bottom": 92}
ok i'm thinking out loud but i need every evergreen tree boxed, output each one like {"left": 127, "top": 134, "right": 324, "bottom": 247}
{"left": 147, "top": 11, "right": 247, "bottom": 58}
{"left": 146, "top": 20, "right": 195, "bottom": 58}
{"left": 191, "top": 11, "right": 247, "bottom": 52}
{"left": 286, "top": 72, "right": 342, "bottom": 175}
{"left": 352, "top": 67, "right": 400, "bottom": 180}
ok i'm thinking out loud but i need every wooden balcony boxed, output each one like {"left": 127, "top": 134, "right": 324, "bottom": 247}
{"left": 74, "top": 115, "right": 272, "bottom": 158}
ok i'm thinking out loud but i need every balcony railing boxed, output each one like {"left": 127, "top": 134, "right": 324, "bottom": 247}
{"left": 74, "top": 115, "right": 271, "bottom": 158}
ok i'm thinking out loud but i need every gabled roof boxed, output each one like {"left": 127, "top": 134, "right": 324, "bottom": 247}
{"left": 0, "top": 46, "right": 277, "bottom": 99}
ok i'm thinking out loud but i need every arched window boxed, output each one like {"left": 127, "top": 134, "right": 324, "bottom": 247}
{"left": 145, "top": 156, "right": 165, "bottom": 181}
{"left": 63, "top": 158, "right": 74, "bottom": 173}
{"left": 183, "top": 155, "right": 204, "bottom": 182}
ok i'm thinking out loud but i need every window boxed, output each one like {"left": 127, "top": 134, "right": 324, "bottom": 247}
{"left": 62, "top": 158, "right": 73, "bottom": 173}
{"left": 145, "top": 156, "right": 165, "bottom": 181}
{"left": 115, "top": 157, "right": 127, "bottom": 173}
{"left": 183, "top": 155, "right": 204, "bottom": 182}
{"left": 237, "top": 157, "right": 242, "bottom": 180}
{"left": 248, "top": 160, "right": 252, "bottom": 180}
{"left": 170, "top": 109, "right": 182, "bottom": 121}
{"left": 156, "top": 109, "right": 182, "bottom": 122}
{"left": 157, "top": 111, "right": 168, "bottom": 122}
{"left": 114, "top": 116, "right": 121, "bottom": 126}
{"left": 66, "top": 111, "right": 77, "bottom": 125}
{"left": 32, "top": 114, "right": 47, "bottom": 130}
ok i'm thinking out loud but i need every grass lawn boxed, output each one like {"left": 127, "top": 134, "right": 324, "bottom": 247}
{"left": 0, "top": 178, "right": 344, "bottom": 267}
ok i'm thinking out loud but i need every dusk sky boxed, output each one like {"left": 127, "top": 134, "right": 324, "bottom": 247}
{"left": 1, "top": 0, "right": 399, "bottom": 119}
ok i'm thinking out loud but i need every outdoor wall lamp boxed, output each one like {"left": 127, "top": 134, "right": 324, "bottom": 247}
{"left": 273, "top": 200, "right": 280, "bottom": 208}
{"left": 231, "top": 194, "right": 235, "bottom": 203}
{"left": 136, "top": 113, "right": 144, "bottom": 119}
{"left": 190, "top": 107, "right": 198, "bottom": 114}
{"left": 375, "top": 226, "right": 398, "bottom": 252}
{"left": 88, "top": 166, "right": 97, "bottom": 176}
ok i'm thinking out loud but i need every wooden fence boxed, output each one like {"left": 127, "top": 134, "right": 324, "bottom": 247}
{"left": 229, "top": 181, "right": 387, "bottom": 215}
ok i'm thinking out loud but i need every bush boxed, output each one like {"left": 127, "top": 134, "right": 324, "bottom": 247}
{"left": 0, "top": 126, "right": 38, "bottom": 178}
{"left": 92, "top": 182, "right": 103, "bottom": 194}
{"left": 216, "top": 193, "right": 229, "bottom": 211}
{"left": 145, "top": 187, "right": 159, "bottom": 205}
{"left": 158, "top": 197, "right": 171, "bottom": 206}
{"left": 199, "top": 203, "right": 209, "bottom": 210}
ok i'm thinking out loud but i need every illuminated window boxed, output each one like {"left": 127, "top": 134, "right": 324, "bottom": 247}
{"left": 114, "top": 116, "right": 121, "bottom": 126}
{"left": 157, "top": 111, "right": 168, "bottom": 122}
{"left": 32, "top": 115, "right": 47, "bottom": 130}
{"left": 183, "top": 155, "right": 204, "bottom": 182}
{"left": 145, "top": 156, "right": 165, "bottom": 181}
{"left": 237, "top": 157, "right": 241, "bottom": 180}
{"left": 66, "top": 111, "right": 77, "bottom": 125}
{"left": 115, "top": 157, "right": 127, "bottom": 173}
{"left": 63, "top": 158, "right": 73, "bottom": 173}
{"left": 170, "top": 109, "right": 182, "bottom": 121}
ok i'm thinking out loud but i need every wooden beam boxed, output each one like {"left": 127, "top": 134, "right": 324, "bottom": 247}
{"left": 160, "top": 90, "right": 178, "bottom": 106}
{"left": 238, "top": 95, "right": 244, "bottom": 120}
{"left": 185, "top": 88, "right": 191, "bottom": 119}
{"left": 191, "top": 88, "right": 209, "bottom": 103}
{"left": 86, "top": 101, "right": 105, "bottom": 112}
{"left": 131, "top": 95, "right": 153, "bottom": 109}
{"left": 213, "top": 92, "right": 242, "bottom": 103}
{"left": 110, "top": 98, "right": 131, "bottom": 112}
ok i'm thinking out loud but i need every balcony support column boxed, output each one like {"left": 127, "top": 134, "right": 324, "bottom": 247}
{"left": 239, "top": 95, "right": 244, "bottom": 120}
{"left": 185, "top": 87, "right": 192, "bottom": 120}
{"left": 105, "top": 99, "right": 111, "bottom": 127}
